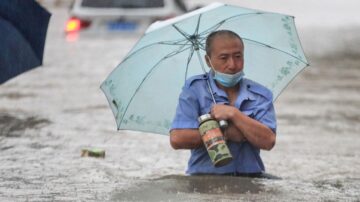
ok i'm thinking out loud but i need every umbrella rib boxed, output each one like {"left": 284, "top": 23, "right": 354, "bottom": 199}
{"left": 198, "top": 20, "right": 226, "bottom": 36}
{"left": 184, "top": 46, "right": 195, "bottom": 81}
{"left": 172, "top": 24, "right": 192, "bottom": 41}
{"left": 119, "top": 46, "right": 192, "bottom": 126}
{"left": 164, "top": 42, "right": 193, "bottom": 58}
{"left": 242, "top": 37, "right": 309, "bottom": 65}
{"left": 197, "top": 40, "right": 206, "bottom": 51}
{"left": 122, "top": 39, "right": 191, "bottom": 63}
{"left": 170, "top": 39, "right": 194, "bottom": 55}
{"left": 194, "top": 14, "right": 202, "bottom": 36}
{"left": 197, "top": 12, "right": 264, "bottom": 37}
{"left": 160, "top": 38, "right": 191, "bottom": 46}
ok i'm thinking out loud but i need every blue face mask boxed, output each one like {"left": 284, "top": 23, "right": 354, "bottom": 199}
{"left": 213, "top": 70, "right": 245, "bottom": 87}
{"left": 206, "top": 55, "right": 245, "bottom": 87}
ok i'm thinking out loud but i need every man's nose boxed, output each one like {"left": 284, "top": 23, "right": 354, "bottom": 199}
{"left": 227, "top": 57, "right": 236, "bottom": 70}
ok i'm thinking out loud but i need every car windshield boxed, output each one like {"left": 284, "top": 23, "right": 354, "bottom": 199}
{"left": 81, "top": 0, "right": 165, "bottom": 8}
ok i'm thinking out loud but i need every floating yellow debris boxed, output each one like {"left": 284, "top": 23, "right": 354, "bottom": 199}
{"left": 81, "top": 148, "right": 105, "bottom": 158}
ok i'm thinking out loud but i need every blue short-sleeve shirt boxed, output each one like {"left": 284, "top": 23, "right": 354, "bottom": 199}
{"left": 171, "top": 72, "right": 277, "bottom": 175}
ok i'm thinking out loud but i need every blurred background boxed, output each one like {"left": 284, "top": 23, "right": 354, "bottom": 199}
{"left": 1, "top": 0, "right": 359, "bottom": 201}
{"left": 36, "top": 0, "right": 360, "bottom": 56}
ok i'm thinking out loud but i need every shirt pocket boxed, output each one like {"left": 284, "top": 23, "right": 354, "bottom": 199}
{"left": 240, "top": 100, "right": 257, "bottom": 119}
{"left": 242, "top": 109, "right": 256, "bottom": 119}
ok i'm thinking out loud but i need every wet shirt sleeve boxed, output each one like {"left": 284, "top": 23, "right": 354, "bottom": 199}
{"left": 170, "top": 85, "right": 200, "bottom": 130}
{"left": 248, "top": 89, "right": 277, "bottom": 134}
{"left": 254, "top": 97, "right": 277, "bottom": 134}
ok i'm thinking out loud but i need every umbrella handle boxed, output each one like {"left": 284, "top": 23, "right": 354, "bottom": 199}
{"left": 219, "top": 120, "right": 228, "bottom": 128}
{"left": 196, "top": 50, "right": 228, "bottom": 129}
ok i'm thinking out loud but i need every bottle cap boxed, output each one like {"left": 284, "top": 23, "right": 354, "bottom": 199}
{"left": 198, "top": 113, "right": 212, "bottom": 123}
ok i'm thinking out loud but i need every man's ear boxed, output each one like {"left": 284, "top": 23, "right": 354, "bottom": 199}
{"left": 205, "top": 55, "right": 211, "bottom": 67}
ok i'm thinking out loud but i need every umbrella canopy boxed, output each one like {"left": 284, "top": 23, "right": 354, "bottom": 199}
{"left": 101, "top": 2, "right": 309, "bottom": 135}
{"left": 0, "top": 0, "right": 51, "bottom": 84}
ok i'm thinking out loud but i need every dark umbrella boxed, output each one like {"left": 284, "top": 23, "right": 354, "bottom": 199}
{"left": 0, "top": 0, "right": 51, "bottom": 84}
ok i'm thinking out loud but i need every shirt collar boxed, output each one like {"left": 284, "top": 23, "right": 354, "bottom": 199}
{"left": 207, "top": 71, "right": 256, "bottom": 107}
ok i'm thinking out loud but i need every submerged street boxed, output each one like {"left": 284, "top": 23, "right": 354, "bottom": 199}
{"left": 0, "top": 1, "right": 360, "bottom": 201}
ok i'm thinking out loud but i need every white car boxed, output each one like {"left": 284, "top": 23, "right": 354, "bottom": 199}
{"left": 65, "top": 0, "right": 187, "bottom": 35}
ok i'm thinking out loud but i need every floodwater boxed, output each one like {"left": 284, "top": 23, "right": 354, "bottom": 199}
{"left": 1, "top": 3, "right": 360, "bottom": 202}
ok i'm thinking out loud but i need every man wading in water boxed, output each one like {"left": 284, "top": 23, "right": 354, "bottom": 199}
{"left": 170, "top": 30, "right": 277, "bottom": 177}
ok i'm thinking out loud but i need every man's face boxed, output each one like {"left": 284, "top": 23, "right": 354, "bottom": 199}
{"left": 205, "top": 36, "right": 244, "bottom": 74}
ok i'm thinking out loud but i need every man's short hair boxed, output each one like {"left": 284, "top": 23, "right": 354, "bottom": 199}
{"left": 205, "top": 30, "right": 243, "bottom": 56}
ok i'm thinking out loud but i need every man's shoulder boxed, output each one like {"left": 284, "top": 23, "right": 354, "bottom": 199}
{"left": 243, "top": 78, "right": 273, "bottom": 101}
{"left": 184, "top": 74, "right": 208, "bottom": 88}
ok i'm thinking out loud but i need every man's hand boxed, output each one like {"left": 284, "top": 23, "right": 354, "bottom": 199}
{"left": 211, "top": 104, "right": 245, "bottom": 142}
{"left": 210, "top": 104, "right": 236, "bottom": 121}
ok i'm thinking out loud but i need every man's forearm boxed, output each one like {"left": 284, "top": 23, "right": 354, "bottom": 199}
{"left": 169, "top": 129, "right": 203, "bottom": 149}
{"left": 231, "top": 111, "right": 276, "bottom": 150}
{"left": 224, "top": 123, "right": 246, "bottom": 142}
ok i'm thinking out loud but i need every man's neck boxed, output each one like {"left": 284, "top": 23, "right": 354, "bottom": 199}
{"left": 216, "top": 82, "right": 240, "bottom": 105}
{"left": 216, "top": 82, "right": 239, "bottom": 92}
